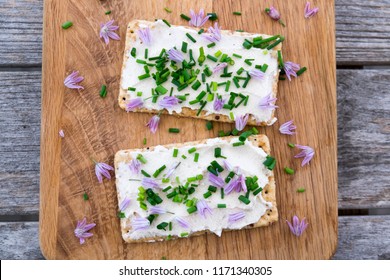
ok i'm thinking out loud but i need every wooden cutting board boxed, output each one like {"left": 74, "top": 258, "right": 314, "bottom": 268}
{"left": 40, "top": 0, "right": 337, "bottom": 259}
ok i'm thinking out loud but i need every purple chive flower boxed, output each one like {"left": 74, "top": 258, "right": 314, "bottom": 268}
{"left": 129, "top": 158, "right": 141, "bottom": 174}
{"left": 132, "top": 217, "right": 150, "bottom": 231}
{"left": 119, "top": 197, "right": 131, "bottom": 212}
{"left": 167, "top": 48, "right": 184, "bottom": 63}
{"left": 158, "top": 96, "right": 179, "bottom": 109}
{"left": 235, "top": 114, "right": 249, "bottom": 131}
{"left": 223, "top": 160, "right": 234, "bottom": 172}
{"left": 283, "top": 61, "right": 301, "bottom": 81}
{"left": 224, "top": 174, "right": 246, "bottom": 194}
{"left": 304, "top": 2, "right": 319, "bottom": 19}
{"left": 279, "top": 120, "right": 297, "bottom": 135}
{"left": 213, "top": 98, "right": 225, "bottom": 111}
{"left": 213, "top": 62, "right": 228, "bottom": 74}
{"left": 175, "top": 217, "right": 190, "bottom": 229}
{"left": 239, "top": 174, "right": 247, "bottom": 192}
{"left": 59, "top": 129, "right": 65, "bottom": 138}
{"left": 141, "top": 177, "right": 161, "bottom": 189}
{"left": 294, "top": 145, "right": 315, "bottom": 166}
{"left": 146, "top": 115, "right": 160, "bottom": 134}
{"left": 265, "top": 6, "right": 285, "bottom": 27}
{"left": 197, "top": 200, "right": 212, "bottom": 218}
{"left": 74, "top": 217, "right": 96, "bottom": 244}
{"left": 137, "top": 27, "right": 152, "bottom": 45}
{"left": 249, "top": 69, "right": 265, "bottom": 80}
{"left": 203, "top": 22, "right": 222, "bottom": 42}
{"left": 208, "top": 172, "right": 225, "bottom": 188}
{"left": 189, "top": 9, "right": 210, "bottom": 27}
{"left": 64, "top": 71, "right": 84, "bottom": 90}
{"left": 99, "top": 20, "right": 120, "bottom": 45}
{"left": 228, "top": 212, "right": 246, "bottom": 224}
{"left": 149, "top": 206, "right": 167, "bottom": 215}
{"left": 94, "top": 162, "right": 114, "bottom": 183}
{"left": 126, "top": 98, "right": 144, "bottom": 112}
{"left": 286, "top": 215, "right": 308, "bottom": 237}
{"left": 164, "top": 162, "right": 180, "bottom": 179}
{"left": 259, "top": 93, "right": 278, "bottom": 110}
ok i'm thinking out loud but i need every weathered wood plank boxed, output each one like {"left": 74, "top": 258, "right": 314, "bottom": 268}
{"left": 0, "top": 69, "right": 389, "bottom": 215}
{"left": 1, "top": 216, "right": 389, "bottom": 259}
{"left": 0, "top": 0, "right": 390, "bottom": 65}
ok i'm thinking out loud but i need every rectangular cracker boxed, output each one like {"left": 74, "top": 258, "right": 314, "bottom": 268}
{"left": 114, "top": 135, "right": 278, "bottom": 243}
{"left": 119, "top": 20, "right": 281, "bottom": 126}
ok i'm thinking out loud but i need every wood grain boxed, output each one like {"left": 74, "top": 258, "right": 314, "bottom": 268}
{"left": 39, "top": 0, "right": 337, "bottom": 259}
{"left": 2, "top": 0, "right": 390, "bottom": 66}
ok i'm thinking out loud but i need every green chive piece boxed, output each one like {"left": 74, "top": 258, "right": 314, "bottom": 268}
{"left": 138, "top": 73, "right": 150, "bottom": 80}
{"left": 239, "top": 195, "right": 250, "bottom": 205}
{"left": 203, "top": 191, "right": 212, "bottom": 199}
{"left": 187, "top": 206, "right": 197, "bottom": 214}
{"left": 155, "top": 85, "right": 168, "bottom": 95}
{"left": 194, "top": 152, "right": 200, "bottom": 162}
{"left": 233, "top": 53, "right": 242, "bottom": 58}
{"left": 207, "top": 12, "right": 218, "bottom": 20}
{"left": 297, "top": 188, "right": 306, "bottom": 193}
{"left": 137, "top": 154, "right": 147, "bottom": 164}
{"left": 196, "top": 174, "right": 203, "bottom": 180}
{"left": 198, "top": 28, "right": 205, "bottom": 35}
{"left": 191, "top": 80, "right": 201, "bottom": 90}
{"left": 131, "top": 47, "right": 136, "bottom": 58}
{"left": 143, "top": 138, "right": 147, "bottom": 145}
{"left": 206, "top": 54, "right": 218, "bottom": 62}
{"left": 140, "top": 202, "right": 147, "bottom": 210}
{"left": 128, "top": 87, "right": 136, "bottom": 91}
{"left": 173, "top": 148, "right": 179, "bottom": 157}
{"left": 164, "top": 7, "right": 172, "bottom": 13}
{"left": 215, "top": 50, "right": 222, "bottom": 57}
{"left": 233, "top": 11, "right": 242, "bottom": 15}
{"left": 99, "top": 85, "right": 107, "bottom": 98}
{"left": 229, "top": 112, "right": 235, "bottom": 120}
{"left": 225, "top": 80, "right": 231, "bottom": 92}
{"left": 181, "top": 155, "right": 187, "bottom": 159}
{"left": 206, "top": 121, "right": 213, "bottom": 130}
{"left": 181, "top": 41, "right": 188, "bottom": 53}
{"left": 141, "top": 170, "right": 151, "bottom": 177}
{"left": 288, "top": 143, "right": 295, "bottom": 148}
{"left": 267, "top": 36, "right": 285, "bottom": 50}
{"left": 136, "top": 91, "right": 142, "bottom": 97}
{"left": 277, "top": 50, "right": 284, "bottom": 68}
{"left": 253, "top": 187, "right": 263, "bottom": 196}
{"left": 180, "top": 232, "right": 189, "bottom": 237}
{"left": 284, "top": 167, "right": 295, "bottom": 175}
{"left": 232, "top": 128, "right": 239, "bottom": 136}
{"left": 239, "top": 130, "right": 253, "bottom": 142}
{"left": 208, "top": 185, "right": 217, "bottom": 193}
{"left": 297, "top": 67, "right": 307, "bottom": 76}
{"left": 197, "top": 101, "right": 207, "bottom": 116}
{"left": 186, "top": 33, "right": 196, "bottom": 43}
{"left": 261, "top": 64, "right": 269, "bottom": 73}
{"left": 180, "top": 14, "right": 191, "bottom": 21}
{"left": 157, "top": 222, "right": 169, "bottom": 231}
{"left": 236, "top": 29, "right": 244, "bottom": 32}
{"left": 169, "top": 128, "right": 180, "bottom": 133}
{"left": 217, "top": 204, "right": 226, "bottom": 208}
{"left": 61, "top": 21, "right": 73, "bottom": 29}
{"left": 207, "top": 42, "right": 216, "bottom": 48}
{"left": 162, "top": 19, "right": 171, "bottom": 27}
{"left": 105, "top": 10, "right": 111, "bottom": 15}
{"left": 214, "top": 147, "right": 222, "bottom": 158}
{"left": 188, "top": 147, "right": 197, "bottom": 154}
{"left": 153, "top": 165, "right": 167, "bottom": 178}
{"left": 233, "top": 142, "right": 245, "bottom": 147}
{"left": 117, "top": 212, "right": 126, "bottom": 218}
{"left": 83, "top": 193, "right": 89, "bottom": 201}
{"left": 263, "top": 155, "right": 276, "bottom": 170}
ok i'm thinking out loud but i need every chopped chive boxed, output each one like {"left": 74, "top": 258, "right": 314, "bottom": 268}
{"left": 188, "top": 147, "right": 197, "bottom": 154}
{"left": 105, "top": 10, "right": 111, "bottom": 15}
{"left": 231, "top": 128, "right": 239, "bottom": 136}
{"left": 83, "top": 193, "right": 89, "bottom": 201}
{"left": 173, "top": 148, "right": 179, "bottom": 157}
{"left": 233, "top": 142, "right": 245, "bottom": 147}
{"left": 244, "top": 58, "right": 254, "bottom": 66}
{"left": 186, "top": 33, "right": 196, "bottom": 43}
{"left": 239, "top": 130, "right": 253, "bottom": 142}
{"left": 191, "top": 80, "right": 201, "bottom": 90}
{"left": 252, "top": 127, "right": 259, "bottom": 134}
{"left": 243, "top": 40, "right": 252, "bottom": 49}
{"left": 128, "top": 87, "right": 136, "bottom": 91}
{"left": 137, "top": 154, "right": 147, "bottom": 164}
{"left": 181, "top": 155, "right": 187, "bottom": 160}
{"left": 229, "top": 112, "right": 235, "bottom": 120}
{"left": 225, "top": 80, "right": 231, "bottom": 92}
{"left": 267, "top": 36, "right": 285, "bottom": 50}
{"left": 61, "top": 21, "right": 73, "bottom": 29}
{"left": 215, "top": 50, "right": 222, "bottom": 57}
{"left": 277, "top": 50, "right": 284, "bottom": 68}
{"left": 261, "top": 64, "right": 269, "bottom": 73}
{"left": 288, "top": 143, "right": 295, "bottom": 148}
{"left": 162, "top": 19, "right": 171, "bottom": 27}
{"left": 239, "top": 195, "right": 250, "bottom": 205}
{"left": 180, "top": 14, "right": 191, "bottom": 21}
{"left": 297, "top": 188, "right": 306, "bottom": 193}
{"left": 167, "top": 190, "right": 177, "bottom": 199}
{"left": 284, "top": 167, "right": 295, "bottom": 175}
{"left": 236, "top": 29, "right": 244, "bottom": 32}
{"left": 181, "top": 41, "right": 188, "bottom": 53}
{"left": 153, "top": 165, "right": 166, "bottom": 178}
{"left": 207, "top": 42, "right": 216, "bottom": 48}
{"left": 157, "top": 222, "right": 169, "bottom": 231}
{"left": 180, "top": 232, "right": 189, "bottom": 237}
{"left": 99, "top": 85, "right": 107, "bottom": 98}
{"left": 197, "top": 101, "right": 207, "bottom": 116}
{"left": 164, "top": 7, "right": 172, "bottom": 13}
{"left": 198, "top": 28, "right": 205, "bottom": 34}
{"left": 169, "top": 128, "right": 180, "bottom": 133}
{"left": 232, "top": 77, "right": 240, "bottom": 88}
{"left": 233, "top": 11, "right": 242, "bottom": 15}
{"left": 196, "top": 174, "right": 203, "bottom": 180}
{"left": 207, "top": 12, "right": 218, "bottom": 21}
{"left": 263, "top": 155, "right": 276, "bottom": 170}
{"left": 217, "top": 204, "right": 226, "bottom": 208}
{"left": 141, "top": 170, "right": 151, "bottom": 177}
{"left": 138, "top": 73, "right": 150, "bottom": 80}
{"left": 203, "top": 191, "right": 212, "bottom": 199}
{"left": 155, "top": 85, "right": 168, "bottom": 95}
{"left": 136, "top": 59, "right": 147, "bottom": 64}
{"left": 214, "top": 147, "right": 222, "bottom": 158}
{"left": 208, "top": 185, "right": 217, "bottom": 193}
{"left": 143, "top": 137, "right": 147, "bottom": 145}
{"left": 233, "top": 53, "right": 242, "bottom": 58}
{"left": 253, "top": 187, "right": 263, "bottom": 196}
{"left": 131, "top": 47, "right": 136, "bottom": 58}
{"left": 206, "top": 54, "right": 218, "bottom": 62}
{"left": 207, "top": 166, "right": 218, "bottom": 176}
{"left": 194, "top": 153, "right": 199, "bottom": 162}
{"left": 221, "top": 188, "right": 225, "bottom": 199}
{"left": 297, "top": 67, "right": 307, "bottom": 76}
{"left": 187, "top": 206, "right": 197, "bottom": 214}
{"left": 206, "top": 121, "right": 213, "bottom": 130}
{"left": 244, "top": 95, "right": 249, "bottom": 106}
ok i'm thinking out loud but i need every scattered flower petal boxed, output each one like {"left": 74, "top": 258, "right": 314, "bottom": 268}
{"left": 223, "top": 160, "right": 234, "bottom": 172}
{"left": 149, "top": 206, "right": 167, "bottom": 215}
{"left": 146, "top": 115, "right": 160, "bottom": 134}
{"left": 203, "top": 22, "right": 222, "bottom": 42}
{"left": 235, "top": 114, "right": 249, "bottom": 131}
{"left": 129, "top": 159, "right": 141, "bottom": 174}
{"left": 74, "top": 217, "right": 96, "bottom": 244}
{"left": 265, "top": 6, "right": 285, "bottom": 26}
{"left": 294, "top": 145, "right": 315, "bottom": 166}
{"left": 137, "top": 27, "right": 152, "bottom": 45}
{"left": 158, "top": 96, "right": 179, "bottom": 109}
{"left": 228, "top": 211, "right": 246, "bottom": 224}
{"left": 286, "top": 215, "right": 308, "bottom": 237}
{"left": 213, "top": 98, "right": 225, "bottom": 111}
{"left": 224, "top": 174, "right": 246, "bottom": 194}
{"left": 94, "top": 162, "right": 114, "bottom": 183}
{"left": 197, "top": 200, "right": 212, "bottom": 218}
{"left": 249, "top": 69, "right": 265, "bottom": 80}
{"left": 64, "top": 71, "right": 84, "bottom": 90}
{"left": 175, "top": 216, "right": 190, "bottom": 228}
{"left": 126, "top": 98, "right": 144, "bottom": 112}
{"left": 283, "top": 61, "right": 300, "bottom": 81}
{"left": 99, "top": 20, "right": 120, "bottom": 45}
{"left": 59, "top": 129, "right": 65, "bottom": 138}
{"left": 189, "top": 9, "right": 210, "bottom": 27}
{"left": 279, "top": 120, "right": 297, "bottom": 135}
{"left": 164, "top": 162, "right": 180, "bottom": 179}
{"left": 213, "top": 62, "right": 228, "bottom": 74}
{"left": 119, "top": 197, "right": 131, "bottom": 212}
{"left": 132, "top": 217, "right": 150, "bottom": 231}
{"left": 167, "top": 48, "right": 184, "bottom": 63}
{"left": 259, "top": 93, "right": 278, "bottom": 110}
{"left": 304, "top": 2, "right": 319, "bottom": 19}
{"left": 141, "top": 177, "right": 161, "bottom": 189}
{"left": 208, "top": 172, "right": 225, "bottom": 188}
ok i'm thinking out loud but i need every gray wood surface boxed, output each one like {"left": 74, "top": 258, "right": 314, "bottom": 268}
{"left": 1, "top": 216, "right": 389, "bottom": 260}
{"left": 1, "top": 0, "right": 390, "bottom": 66}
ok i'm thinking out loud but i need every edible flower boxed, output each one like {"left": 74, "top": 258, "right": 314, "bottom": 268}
{"left": 213, "top": 98, "right": 225, "bottom": 111}
{"left": 294, "top": 145, "right": 315, "bottom": 166}
{"left": 167, "top": 48, "right": 184, "bottom": 63}
{"left": 74, "top": 217, "right": 96, "bottom": 244}
{"left": 265, "top": 6, "right": 285, "bottom": 27}
{"left": 132, "top": 217, "right": 150, "bottom": 231}
{"left": 249, "top": 69, "right": 265, "bottom": 80}
{"left": 228, "top": 212, "right": 246, "bottom": 224}
{"left": 259, "top": 93, "right": 278, "bottom": 110}
{"left": 64, "top": 71, "right": 84, "bottom": 90}
{"left": 129, "top": 159, "right": 141, "bottom": 174}
{"left": 99, "top": 20, "right": 120, "bottom": 45}
{"left": 118, "top": 197, "right": 131, "bottom": 218}
{"left": 304, "top": 2, "right": 319, "bottom": 19}
{"left": 279, "top": 120, "right": 297, "bottom": 135}
{"left": 224, "top": 174, "right": 247, "bottom": 194}
{"left": 146, "top": 115, "right": 160, "bottom": 134}
{"left": 213, "top": 62, "right": 228, "bottom": 74}
{"left": 149, "top": 206, "right": 167, "bottom": 215}
{"left": 189, "top": 9, "right": 210, "bottom": 27}
{"left": 59, "top": 129, "right": 65, "bottom": 138}
{"left": 94, "top": 161, "right": 114, "bottom": 183}
{"left": 208, "top": 172, "right": 225, "bottom": 188}
{"left": 158, "top": 96, "right": 179, "bottom": 109}
{"left": 164, "top": 162, "right": 180, "bottom": 179}
{"left": 235, "top": 114, "right": 249, "bottom": 131}
{"left": 141, "top": 177, "right": 161, "bottom": 189}
{"left": 196, "top": 200, "right": 212, "bottom": 218}
{"left": 203, "top": 22, "right": 222, "bottom": 42}
{"left": 137, "top": 27, "right": 152, "bottom": 45}
{"left": 175, "top": 216, "right": 190, "bottom": 228}
{"left": 283, "top": 61, "right": 300, "bottom": 81}
{"left": 286, "top": 215, "right": 308, "bottom": 237}
{"left": 223, "top": 160, "right": 234, "bottom": 172}
{"left": 126, "top": 98, "right": 144, "bottom": 112}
